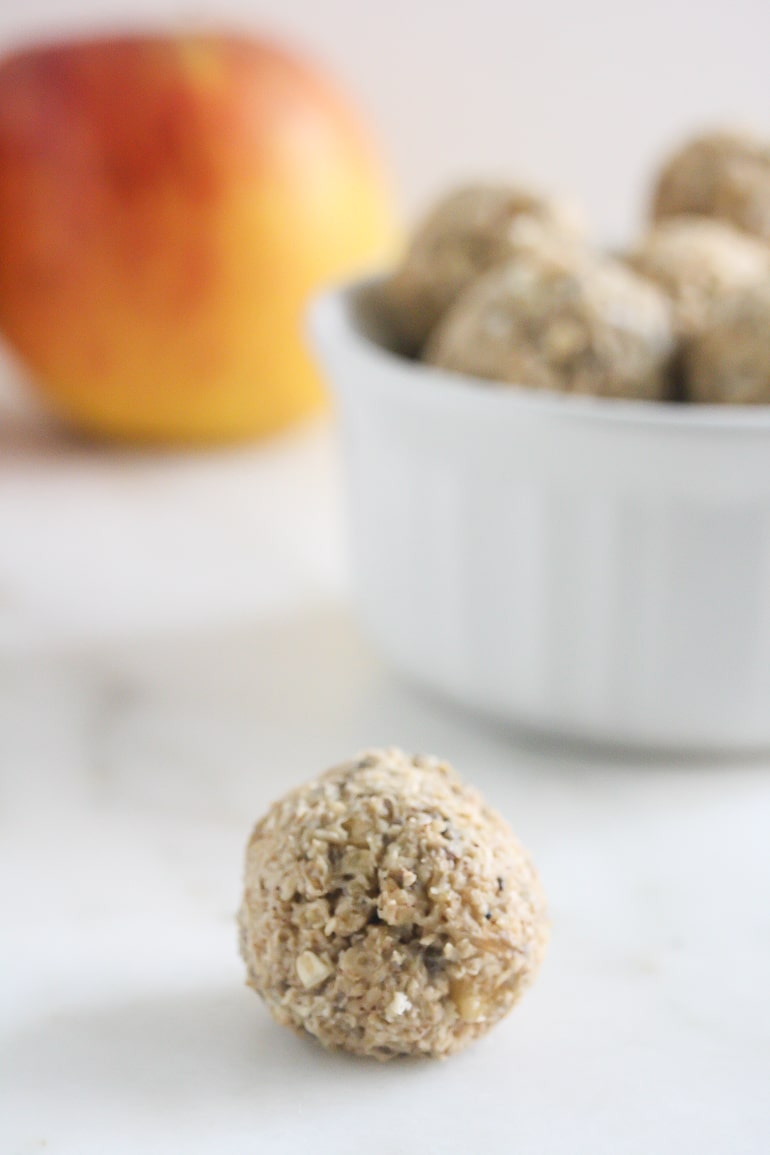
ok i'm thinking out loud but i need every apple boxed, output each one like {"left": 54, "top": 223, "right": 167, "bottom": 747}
{"left": 0, "top": 34, "right": 396, "bottom": 443}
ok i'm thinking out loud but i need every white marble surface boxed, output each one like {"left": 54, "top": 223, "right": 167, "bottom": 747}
{"left": 2, "top": 379, "right": 770, "bottom": 1154}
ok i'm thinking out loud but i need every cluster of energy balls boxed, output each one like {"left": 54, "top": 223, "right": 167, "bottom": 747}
{"left": 239, "top": 749, "right": 548, "bottom": 1060}
{"left": 382, "top": 129, "right": 770, "bottom": 405}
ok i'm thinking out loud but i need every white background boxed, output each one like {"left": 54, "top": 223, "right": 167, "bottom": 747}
{"left": 0, "top": 0, "right": 769, "bottom": 240}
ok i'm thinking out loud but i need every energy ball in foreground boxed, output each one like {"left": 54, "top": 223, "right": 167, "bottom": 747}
{"left": 424, "top": 248, "right": 675, "bottom": 401}
{"left": 239, "top": 748, "right": 548, "bottom": 1060}
{"left": 382, "top": 182, "right": 584, "bottom": 354}
{"left": 684, "top": 281, "right": 770, "bottom": 404}
{"left": 627, "top": 217, "right": 770, "bottom": 337}
{"left": 651, "top": 130, "right": 770, "bottom": 244}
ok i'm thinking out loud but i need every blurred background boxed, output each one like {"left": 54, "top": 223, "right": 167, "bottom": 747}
{"left": 0, "top": 0, "right": 768, "bottom": 652}
{"left": 1, "top": 0, "right": 769, "bottom": 238}
{"left": 3, "top": 4, "right": 770, "bottom": 1154}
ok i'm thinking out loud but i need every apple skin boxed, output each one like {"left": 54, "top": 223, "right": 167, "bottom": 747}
{"left": 0, "top": 34, "right": 396, "bottom": 443}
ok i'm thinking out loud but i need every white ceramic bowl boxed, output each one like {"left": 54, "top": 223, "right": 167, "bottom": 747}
{"left": 310, "top": 277, "right": 770, "bottom": 751}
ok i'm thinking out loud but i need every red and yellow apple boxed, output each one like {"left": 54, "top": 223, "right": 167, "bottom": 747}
{"left": 0, "top": 34, "right": 395, "bottom": 443}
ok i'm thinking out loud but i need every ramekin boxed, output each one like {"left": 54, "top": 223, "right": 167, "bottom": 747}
{"left": 310, "top": 277, "right": 770, "bottom": 751}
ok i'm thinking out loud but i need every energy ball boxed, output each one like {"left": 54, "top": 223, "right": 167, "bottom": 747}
{"left": 684, "top": 281, "right": 770, "bottom": 404}
{"left": 382, "top": 182, "right": 584, "bottom": 354}
{"left": 238, "top": 748, "right": 548, "bottom": 1060}
{"left": 627, "top": 217, "right": 770, "bottom": 337}
{"left": 651, "top": 130, "right": 770, "bottom": 244}
{"left": 424, "top": 248, "right": 675, "bottom": 401}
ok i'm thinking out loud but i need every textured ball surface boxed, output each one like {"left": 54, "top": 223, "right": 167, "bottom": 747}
{"left": 382, "top": 182, "right": 584, "bottom": 354}
{"left": 424, "top": 248, "right": 675, "bottom": 401}
{"left": 239, "top": 748, "right": 548, "bottom": 1060}
{"left": 627, "top": 216, "right": 770, "bottom": 337}
{"left": 684, "top": 281, "right": 770, "bottom": 404}
{"left": 651, "top": 130, "right": 770, "bottom": 244}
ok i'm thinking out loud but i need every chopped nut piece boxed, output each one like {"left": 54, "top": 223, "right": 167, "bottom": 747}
{"left": 296, "top": 951, "right": 332, "bottom": 989}
{"left": 452, "top": 984, "right": 487, "bottom": 1024}
{"left": 385, "top": 992, "right": 412, "bottom": 1020}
